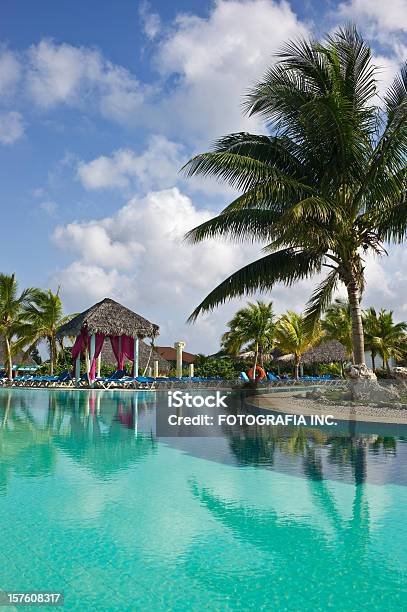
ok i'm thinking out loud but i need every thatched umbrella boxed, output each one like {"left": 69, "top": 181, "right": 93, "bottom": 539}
{"left": 0, "top": 340, "right": 39, "bottom": 374}
{"left": 57, "top": 297, "right": 158, "bottom": 339}
{"left": 56, "top": 298, "right": 160, "bottom": 383}
{"left": 273, "top": 340, "right": 347, "bottom": 369}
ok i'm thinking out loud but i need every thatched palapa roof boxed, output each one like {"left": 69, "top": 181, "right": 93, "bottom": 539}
{"left": 274, "top": 340, "right": 347, "bottom": 365}
{"left": 0, "top": 338, "right": 37, "bottom": 367}
{"left": 57, "top": 298, "right": 159, "bottom": 339}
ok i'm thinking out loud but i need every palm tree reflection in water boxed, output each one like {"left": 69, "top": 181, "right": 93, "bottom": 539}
{"left": 186, "top": 424, "right": 403, "bottom": 605}
{"left": 0, "top": 390, "right": 157, "bottom": 487}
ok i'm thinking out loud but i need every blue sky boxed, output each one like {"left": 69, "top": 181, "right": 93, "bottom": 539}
{"left": 1, "top": 0, "right": 406, "bottom": 352}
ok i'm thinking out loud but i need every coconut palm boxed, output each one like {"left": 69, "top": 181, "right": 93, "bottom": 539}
{"left": 323, "top": 299, "right": 354, "bottom": 362}
{"left": 363, "top": 308, "right": 406, "bottom": 371}
{"left": 24, "top": 288, "right": 73, "bottom": 375}
{"left": 0, "top": 274, "right": 38, "bottom": 379}
{"left": 221, "top": 300, "right": 274, "bottom": 377}
{"left": 183, "top": 26, "right": 407, "bottom": 367}
{"left": 274, "top": 312, "right": 322, "bottom": 379}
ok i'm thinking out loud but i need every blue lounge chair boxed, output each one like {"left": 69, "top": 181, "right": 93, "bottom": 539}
{"left": 95, "top": 369, "right": 128, "bottom": 389}
{"left": 240, "top": 372, "right": 250, "bottom": 382}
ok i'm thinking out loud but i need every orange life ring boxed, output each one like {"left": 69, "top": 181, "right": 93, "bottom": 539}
{"left": 247, "top": 365, "right": 266, "bottom": 381}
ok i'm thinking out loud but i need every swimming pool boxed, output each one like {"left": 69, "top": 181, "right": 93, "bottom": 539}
{"left": 1, "top": 388, "right": 406, "bottom": 610}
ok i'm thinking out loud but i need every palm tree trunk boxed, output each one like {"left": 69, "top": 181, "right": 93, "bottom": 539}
{"left": 4, "top": 335, "right": 13, "bottom": 380}
{"left": 49, "top": 338, "right": 54, "bottom": 376}
{"left": 52, "top": 336, "right": 58, "bottom": 374}
{"left": 252, "top": 342, "right": 258, "bottom": 381}
{"left": 294, "top": 355, "right": 300, "bottom": 380}
{"left": 347, "top": 280, "right": 365, "bottom": 365}
{"left": 371, "top": 352, "right": 376, "bottom": 372}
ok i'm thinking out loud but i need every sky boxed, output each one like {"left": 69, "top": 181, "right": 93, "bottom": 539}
{"left": 0, "top": 0, "right": 406, "bottom": 354}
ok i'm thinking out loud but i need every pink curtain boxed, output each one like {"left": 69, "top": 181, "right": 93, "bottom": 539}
{"left": 72, "top": 330, "right": 105, "bottom": 381}
{"left": 90, "top": 333, "right": 105, "bottom": 380}
{"left": 110, "top": 335, "right": 135, "bottom": 372}
{"left": 110, "top": 336, "right": 121, "bottom": 369}
{"left": 72, "top": 330, "right": 88, "bottom": 360}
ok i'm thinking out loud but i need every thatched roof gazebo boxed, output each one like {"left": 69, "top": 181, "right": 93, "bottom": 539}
{"left": 57, "top": 297, "right": 160, "bottom": 384}
{"left": 273, "top": 340, "right": 347, "bottom": 367}
{"left": 57, "top": 297, "right": 158, "bottom": 339}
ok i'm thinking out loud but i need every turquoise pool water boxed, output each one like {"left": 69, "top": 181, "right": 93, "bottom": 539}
{"left": 0, "top": 388, "right": 406, "bottom": 611}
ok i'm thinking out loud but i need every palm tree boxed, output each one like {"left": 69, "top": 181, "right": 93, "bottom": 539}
{"left": 323, "top": 299, "right": 354, "bottom": 362}
{"left": 274, "top": 312, "right": 322, "bottom": 379}
{"left": 363, "top": 309, "right": 406, "bottom": 371}
{"left": 24, "top": 288, "right": 73, "bottom": 375}
{"left": 221, "top": 300, "right": 274, "bottom": 378}
{"left": 183, "top": 26, "right": 407, "bottom": 368}
{"left": 0, "top": 274, "right": 38, "bottom": 379}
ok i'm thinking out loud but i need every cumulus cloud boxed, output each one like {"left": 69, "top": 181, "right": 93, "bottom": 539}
{"left": 26, "top": 39, "right": 149, "bottom": 124}
{"left": 338, "top": 0, "right": 407, "bottom": 36}
{"left": 337, "top": 0, "right": 407, "bottom": 88}
{"left": 52, "top": 187, "right": 261, "bottom": 351}
{"left": 76, "top": 136, "right": 185, "bottom": 191}
{"left": 154, "top": 0, "right": 309, "bottom": 142}
{"left": 0, "top": 111, "right": 25, "bottom": 144}
{"left": 139, "top": 1, "right": 162, "bottom": 40}
{"left": 0, "top": 49, "right": 21, "bottom": 98}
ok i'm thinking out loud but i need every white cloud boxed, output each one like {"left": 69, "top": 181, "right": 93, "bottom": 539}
{"left": 337, "top": 0, "right": 407, "bottom": 90}
{"left": 0, "top": 49, "right": 21, "bottom": 98}
{"left": 139, "top": 1, "right": 162, "bottom": 40}
{"left": 0, "top": 111, "right": 25, "bottom": 144}
{"left": 53, "top": 221, "right": 144, "bottom": 269}
{"left": 52, "top": 187, "right": 260, "bottom": 351}
{"left": 26, "top": 39, "right": 149, "bottom": 124}
{"left": 76, "top": 136, "right": 185, "bottom": 191}
{"left": 154, "top": 0, "right": 309, "bottom": 142}
{"left": 53, "top": 262, "right": 138, "bottom": 305}
{"left": 338, "top": 0, "right": 407, "bottom": 35}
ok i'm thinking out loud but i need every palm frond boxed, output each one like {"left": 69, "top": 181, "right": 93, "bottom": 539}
{"left": 188, "top": 249, "right": 322, "bottom": 321}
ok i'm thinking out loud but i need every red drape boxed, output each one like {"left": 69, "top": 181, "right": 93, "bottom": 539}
{"left": 90, "top": 333, "right": 105, "bottom": 380}
{"left": 72, "top": 330, "right": 105, "bottom": 381}
{"left": 110, "top": 336, "right": 135, "bottom": 372}
{"left": 72, "top": 329, "right": 88, "bottom": 360}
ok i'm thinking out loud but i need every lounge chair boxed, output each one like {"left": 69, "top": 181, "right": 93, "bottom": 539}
{"left": 131, "top": 376, "right": 156, "bottom": 390}
{"left": 94, "top": 369, "right": 129, "bottom": 389}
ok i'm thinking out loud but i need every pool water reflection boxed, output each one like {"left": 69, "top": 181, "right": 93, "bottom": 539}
{"left": 0, "top": 388, "right": 406, "bottom": 611}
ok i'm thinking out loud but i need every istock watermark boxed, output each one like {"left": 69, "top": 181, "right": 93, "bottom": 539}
{"left": 155, "top": 390, "right": 339, "bottom": 437}
{"left": 168, "top": 390, "right": 229, "bottom": 408}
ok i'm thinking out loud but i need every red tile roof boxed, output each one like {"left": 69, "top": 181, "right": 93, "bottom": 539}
{"left": 155, "top": 346, "right": 196, "bottom": 363}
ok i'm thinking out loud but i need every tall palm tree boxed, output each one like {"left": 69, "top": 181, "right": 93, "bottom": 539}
{"left": 363, "top": 309, "right": 406, "bottom": 371}
{"left": 24, "top": 288, "right": 73, "bottom": 375}
{"left": 183, "top": 26, "right": 407, "bottom": 367}
{"left": 323, "top": 299, "right": 354, "bottom": 362}
{"left": 221, "top": 300, "right": 274, "bottom": 377}
{"left": 274, "top": 312, "right": 322, "bottom": 379}
{"left": 0, "top": 274, "right": 38, "bottom": 379}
